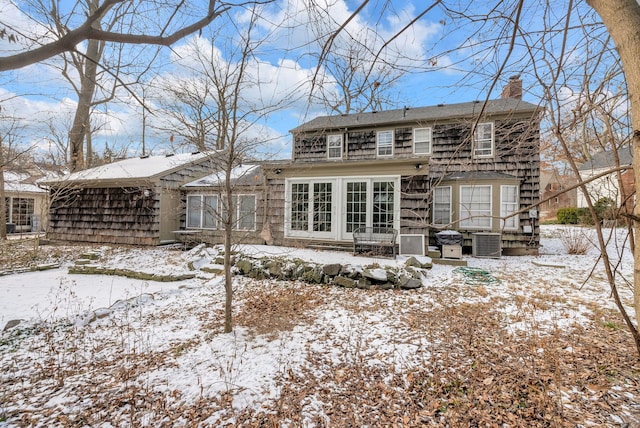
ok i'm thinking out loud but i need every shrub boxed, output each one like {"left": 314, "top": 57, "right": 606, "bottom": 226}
{"left": 558, "top": 228, "right": 592, "bottom": 255}
{"left": 557, "top": 208, "right": 579, "bottom": 224}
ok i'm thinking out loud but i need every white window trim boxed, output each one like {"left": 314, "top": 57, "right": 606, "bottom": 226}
{"left": 221, "top": 194, "right": 258, "bottom": 231}
{"left": 284, "top": 176, "right": 400, "bottom": 241}
{"left": 235, "top": 194, "right": 257, "bottom": 231}
{"left": 414, "top": 127, "right": 432, "bottom": 155}
{"left": 186, "top": 194, "right": 218, "bottom": 230}
{"left": 377, "top": 130, "right": 394, "bottom": 157}
{"left": 500, "top": 185, "right": 519, "bottom": 230}
{"left": 285, "top": 178, "right": 337, "bottom": 239}
{"left": 473, "top": 122, "right": 494, "bottom": 158}
{"left": 432, "top": 186, "right": 452, "bottom": 226}
{"left": 459, "top": 184, "right": 492, "bottom": 229}
{"left": 327, "top": 134, "right": 343, "bottom": 160}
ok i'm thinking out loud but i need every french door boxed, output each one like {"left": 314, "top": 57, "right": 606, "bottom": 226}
{"left": 342, "top": 179, "right": 396, "bottom": 240}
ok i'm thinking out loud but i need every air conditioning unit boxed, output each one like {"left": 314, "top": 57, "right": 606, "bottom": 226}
{"left": 399, "top": 234, "right": 425, "bottom": 256}
{"left": 472, "top": 233, "right": 501, "bottom": 258}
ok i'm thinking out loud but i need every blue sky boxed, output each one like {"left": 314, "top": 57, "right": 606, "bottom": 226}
{"left": 0, "top": 0, "right": 617, "bottom": 163}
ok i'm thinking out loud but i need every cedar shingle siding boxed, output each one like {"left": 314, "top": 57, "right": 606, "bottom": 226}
{"left": 46, "top": 153, "right": 219, "bottom": 245}
{"left": 274, "top": 91, "right": 542, "bottom": 255}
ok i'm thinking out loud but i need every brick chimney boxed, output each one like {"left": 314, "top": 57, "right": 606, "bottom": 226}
{"left": 501, "top": 75, "right": 522, "bottom": 99}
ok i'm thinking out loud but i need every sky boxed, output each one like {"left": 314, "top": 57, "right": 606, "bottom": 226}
{"left": 0, "top": 0, "right": 622, "bottom": 164}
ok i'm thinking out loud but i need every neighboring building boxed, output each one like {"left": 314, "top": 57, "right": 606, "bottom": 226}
{"left": 577, "top": 146, "right": 634, "bottom": 211}
{"left": 539, "top": 165, "right": 577, "bottom": 220}
{"left": 45, "top": 152, "right": 222, "bottom": 245}
{"left": 255, "top": 77, "right": 542, "bottom": 255}
{"left": 4, "top": 171, "right": 48, "bottom": 233}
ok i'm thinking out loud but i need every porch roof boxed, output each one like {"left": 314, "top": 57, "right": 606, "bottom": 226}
{"left": 440, "top": 171, "right": 518, "bottom": 181}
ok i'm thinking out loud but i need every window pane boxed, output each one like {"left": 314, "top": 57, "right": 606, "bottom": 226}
{"left": 327, "top": 135, "right": 342, "bottom": 159}
{"left": 414, "top": 127, "right": 432, "bottom": 154}
{"left": 433, "top": 187, "right": 451, "bottom": 225}
{"left": 460, "top": 185, "right": 492, "bottom": 228}
{"left": 238, "top": 195, "right": 256, "bottom": 230}
{"left": 501, "top": 185, "right": 518, "bottom": 229}
{"left": 313, "top": 182, "right": 332, "bottom": 232}
{"left": 373, "top": 181, "right": 394, "bottom": 229}
{"left": 187, "top": 196, "right": 202, "bottom": 228}
{"left": 202, "top": 195, "right": 217, "bottom": 229}
{"left": 12, "top": 198, "right": 34, "bottom": 226}
{"left": 377, "top": 131, "right": 393, "bottom": 156}
{"left": 346, "top": 182, "right": 367, "bottom": 233}
{"left": 291, "top": 183, "right": 309, "bottom": 231}
{"left": 474, "top": 122, "right": 493, "bottom": 157}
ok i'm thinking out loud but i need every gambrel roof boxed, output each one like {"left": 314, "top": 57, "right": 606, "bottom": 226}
{"left": 291, "top": 98, "right": 540, "bottom": 133}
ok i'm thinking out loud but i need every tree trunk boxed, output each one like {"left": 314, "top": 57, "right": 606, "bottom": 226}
{"left": 587, "top": 0, "right": 640, "bottom": 350}
{"left": 223, "top": 152, "right": 234, "bottom": 334}
{"left": 0, "top": 155, "right": 6, "bottom": 240}
{"left": 68, "top": 36, "right": 100, "bottom": 172}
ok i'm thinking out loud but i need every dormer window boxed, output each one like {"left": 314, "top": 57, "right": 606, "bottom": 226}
{"left": 473, "top": 122, "right": 494, "bottom": 158}
{"left": 377, "top": 130, "right": 393, "bottom": 157}
{"left": 327, "top": 134, "right": 343, "bottom": 159}
{"left": 414, "top": 127, "right": 432, "bottom": 155}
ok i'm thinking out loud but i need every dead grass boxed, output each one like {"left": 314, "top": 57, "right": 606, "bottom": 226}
{"left": 235, "top": 281, "right": 327, "bottom": 338}
{"left": 223, "top": 286, "right": 640, "bottom": 427}
{"left": 0, "top": 239, "right": 91, "bottom": 272}
{"left": 1, "top": 246, "right": 640, "bottom": 426}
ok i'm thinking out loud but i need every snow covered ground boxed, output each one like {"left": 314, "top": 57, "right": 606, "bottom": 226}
{"left": 1, "top": 225, "right": 639, "bottom": 426}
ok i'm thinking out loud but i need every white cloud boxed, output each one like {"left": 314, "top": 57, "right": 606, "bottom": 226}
{"left": 0, "top": 0, "right": 454, "bottom": 161}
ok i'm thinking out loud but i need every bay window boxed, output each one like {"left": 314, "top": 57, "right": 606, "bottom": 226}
{"left": 460, "top": 185, "right": 492, "bottom": 229}
{"left": 500, "top": 185, "right": 519, "bottom": 230}
{"left": 433, "top": 186, "right": 451, "bottom": 226}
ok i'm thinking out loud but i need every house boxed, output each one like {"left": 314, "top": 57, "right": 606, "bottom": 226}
{"left": 3, "top": 171, "right": 49, "bottom": 233}
{"left": 577, "top": 146, "right": 634, "bottom": 212}
{"left": 539, "top": 164, "right": 577, "bottom": 220}
{"left": 255, "top": 77, "right": 542, "bottom": 256}
{"left": 44, "top": 152, "right": 222, "bottom": 245}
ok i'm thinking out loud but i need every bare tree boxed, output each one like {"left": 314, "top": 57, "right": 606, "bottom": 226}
{"left": 155, "top": 7, "right": 284, "bottom": 333}
{"left": 306, "top": 20, "right": 404, "bottom": 114}
{"left": 153, "top": 76, "right": 221, "bottom": 152}
{"left": 0, "top": 1, "right": 276, "bottom": 171}
{"left": 0, "top": 0, "right": 239, "bottom": 71}
{"left": 332, "top": 0, "right": 640, "bottom": 353}
{"left": 586, "top": 0, "right": 640, "bottom": 351}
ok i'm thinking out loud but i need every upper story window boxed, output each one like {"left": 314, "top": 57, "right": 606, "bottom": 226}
{"left": 473, "top": 122, "right": 494, "bottom": 158}
{"left": 377, "top": 130, "right": 393, "bottom": 157}
{"left": 414, "top": 127, "right": 432, "bottom": 155}
{"left": 327, "top": 134, "right": 343, "bottom": 159}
